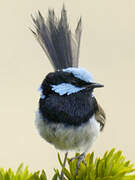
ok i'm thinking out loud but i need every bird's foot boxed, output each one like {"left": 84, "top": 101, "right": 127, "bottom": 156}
{"left": 70, "top": 152, "right": 86, "bottom": 177}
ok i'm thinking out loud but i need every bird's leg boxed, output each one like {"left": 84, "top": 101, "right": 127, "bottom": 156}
{"left": 60, "top": 152, "right": 68, "bottom": 180}
{"left": 70, "top": 152, "right": 86, "bottom": 177}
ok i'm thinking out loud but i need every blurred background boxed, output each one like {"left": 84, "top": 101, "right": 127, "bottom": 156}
{"left": 0, "top": 0, "right": 135, "bottom": 178}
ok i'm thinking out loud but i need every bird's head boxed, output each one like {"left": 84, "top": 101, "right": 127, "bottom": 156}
{"left": 40, "top": 67, "right": 104, "bottom": 98}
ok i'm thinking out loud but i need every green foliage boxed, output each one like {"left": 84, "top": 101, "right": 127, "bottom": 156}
{"left": 0, "top": 149, "right": 135, "bottom": 180}
{"left": 0, "top": 163, "right": 47, "bottom": 180}
{"left": 56, "top": 148, "right": 135, "bottom": 180}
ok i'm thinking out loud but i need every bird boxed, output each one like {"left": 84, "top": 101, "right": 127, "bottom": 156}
{"left": 31, "top": 6, "right": 106, "bottom": 179}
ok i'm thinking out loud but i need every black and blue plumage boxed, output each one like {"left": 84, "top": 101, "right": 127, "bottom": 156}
{"left": 32, "top": 6, "right": 106, "bottom": 152}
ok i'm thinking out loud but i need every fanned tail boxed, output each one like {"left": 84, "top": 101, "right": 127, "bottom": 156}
{"left": 31, "top": 6, "right": 82, "bottom": 70}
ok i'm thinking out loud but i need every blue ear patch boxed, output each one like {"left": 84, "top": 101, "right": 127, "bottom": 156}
{"left": 51, "top": 83, "right": 85, "bottom": 95}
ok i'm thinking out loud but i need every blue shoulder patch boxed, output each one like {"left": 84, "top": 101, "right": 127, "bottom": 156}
{"left": 38, "top": 86, "right": 46, "bottom": 99}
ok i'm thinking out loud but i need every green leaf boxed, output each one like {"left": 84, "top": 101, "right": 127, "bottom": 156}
{"left": 40, "top": 170, "right": 47, "bottom": 180}
{"left": 62, "top": 167, "right": 71, "bottom": 179}
{"left": 16, "top": 163, "right": 24, "bottom": 175}
{"left": 5, "top": 172, "right": 10, "bottom": 180}
{"left": 52, "top": 169, "right": 59, "bottom": 180}
{"left": 0, "top": 171, "right": 4, "bottom": 180}
{"left": 57, "top": 152, "right": 63, "bottom": 167}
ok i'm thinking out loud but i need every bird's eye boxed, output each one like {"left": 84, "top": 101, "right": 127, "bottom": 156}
{"left": 71, "top": 79, "right": 77, "bottom": 84}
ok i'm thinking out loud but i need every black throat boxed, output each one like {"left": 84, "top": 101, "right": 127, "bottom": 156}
{"left": 39, "top": 91, "right": 98, "bottom": 127}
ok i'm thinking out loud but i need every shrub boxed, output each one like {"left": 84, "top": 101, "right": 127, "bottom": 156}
{"left": 0, "top": 149, "right": 135, "bottom": 180}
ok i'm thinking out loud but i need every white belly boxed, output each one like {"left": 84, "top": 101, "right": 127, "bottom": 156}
{"left": 35, "top": 111, "right": 100, "bottom": 152}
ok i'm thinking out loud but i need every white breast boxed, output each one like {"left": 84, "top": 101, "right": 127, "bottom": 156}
{"left": 35, "top": 110, "right": 100, "bottom": 152}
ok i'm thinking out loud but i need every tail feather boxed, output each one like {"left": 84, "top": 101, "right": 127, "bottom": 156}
{"left": 31, "top": 12, "right": 59, "bottom": 70}
{"left": 75, "top": 18, "right": 82, "bottom": 65}
{"left": 31, "top": 6, "right": 82, "bottom": 70}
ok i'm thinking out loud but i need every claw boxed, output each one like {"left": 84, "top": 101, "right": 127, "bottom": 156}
{"left": 70, "top": 152, "right": 86, "bottom": 177}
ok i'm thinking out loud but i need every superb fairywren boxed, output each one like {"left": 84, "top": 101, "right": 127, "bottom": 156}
{"left": 31, "top": 6, "right": 106, "bottom": 178}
